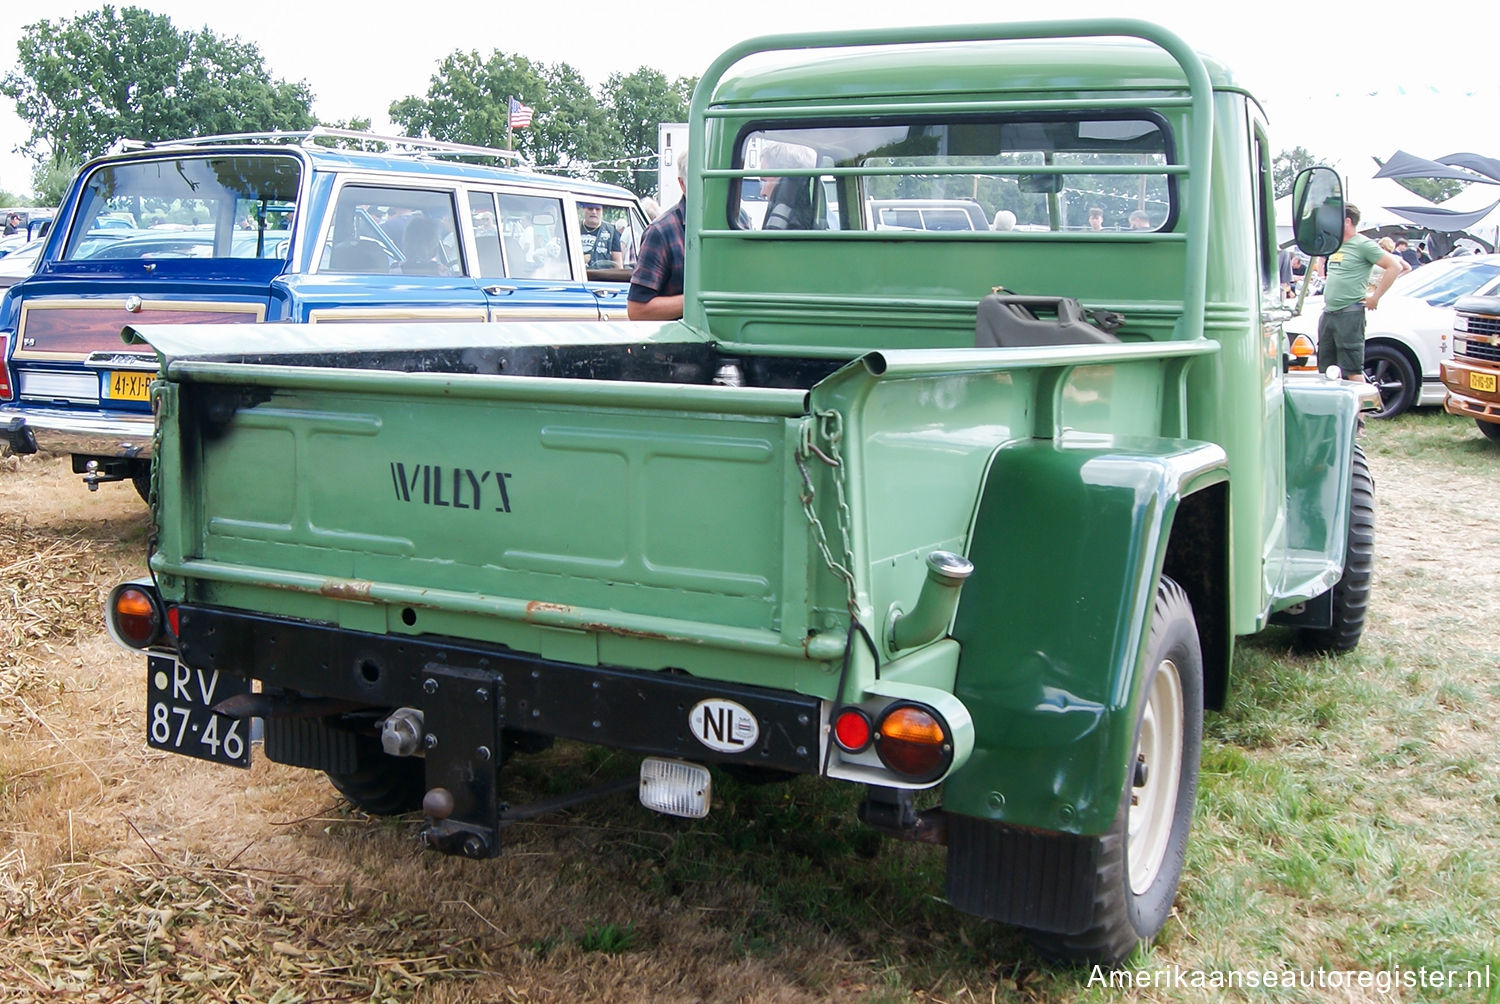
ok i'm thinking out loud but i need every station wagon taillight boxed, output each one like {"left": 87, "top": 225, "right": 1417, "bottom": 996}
{"left": 0, "top": 333, "right": 12, "bottom": 399}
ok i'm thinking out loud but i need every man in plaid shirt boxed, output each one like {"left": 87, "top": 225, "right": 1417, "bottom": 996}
{"left": 627, "top": 151, "right": 688, "bottom": 320}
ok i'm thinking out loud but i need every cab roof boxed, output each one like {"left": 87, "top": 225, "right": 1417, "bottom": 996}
{"left": 710, "top": 37, "right": 1238, "bottom": 107}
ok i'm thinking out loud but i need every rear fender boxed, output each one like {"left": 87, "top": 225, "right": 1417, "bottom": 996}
{"left": 942, "top": 437, "right": 1228, "bottom": 836}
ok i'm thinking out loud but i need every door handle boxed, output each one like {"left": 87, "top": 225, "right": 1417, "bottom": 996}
{"left": 591, "top": 288, "right": 622, "bottom": 298}
{"left": 482, "top": 285, "right": 517, "bottom": 295}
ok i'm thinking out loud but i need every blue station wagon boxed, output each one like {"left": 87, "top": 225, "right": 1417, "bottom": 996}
{"left": 0, "top": 130, "right": 651, "bottom": 495}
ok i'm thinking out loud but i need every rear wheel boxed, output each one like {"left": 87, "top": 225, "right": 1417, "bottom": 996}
{"left": 326, "top": 738, "right": 426, "bottom": 815}
{"left": 1028, "top": 576, "right": 1203, "bottom": 963}
{"left": 1293, "top": 443, "right": 1375, "bottom": 653}
{"left": 1362, "top": 343, "right": 1417, "bottom": 418}
{"left": 1477, "top": 419, "right": 1500, "bottom": 444}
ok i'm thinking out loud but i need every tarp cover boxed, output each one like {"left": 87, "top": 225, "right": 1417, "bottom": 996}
{"left": 1374, "top": 150, "right": 1500, "bottom": 184}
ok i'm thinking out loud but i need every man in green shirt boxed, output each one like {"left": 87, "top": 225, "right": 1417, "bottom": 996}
{"left": 1317, "top": 204, "right": 1402, "bottom": 381}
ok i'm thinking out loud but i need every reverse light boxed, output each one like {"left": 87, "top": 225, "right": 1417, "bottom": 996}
{"left": 874, "top": 703, "right": 953, "bottom": 781}
{"left": 639, "top": 757, "right": 712, "bottom": 819}
{"left": 107, "top": 582, "right": 163, "bottom": 649}
{"left": 832, "top": 708, "right": 873, "bottom": 752}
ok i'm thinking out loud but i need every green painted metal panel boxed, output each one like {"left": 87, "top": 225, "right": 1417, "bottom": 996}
{"left": 941, "top": 437, "right": 1228, "bottom": 835}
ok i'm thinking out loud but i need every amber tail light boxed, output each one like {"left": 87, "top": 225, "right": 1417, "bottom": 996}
{"left": 107, "top": 582, "right": 164, "bottom": 650}
{"left": 873, "top": 703, "right": 953, "bottom": 781}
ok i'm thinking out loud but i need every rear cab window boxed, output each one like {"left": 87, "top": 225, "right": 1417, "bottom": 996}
{"left": 731, "top": 114, "right": 1176, "bottom": 233}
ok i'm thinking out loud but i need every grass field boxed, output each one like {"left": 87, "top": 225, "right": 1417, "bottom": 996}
{"left": 2, "top": 409, "right": 1498, "bottom": 1002}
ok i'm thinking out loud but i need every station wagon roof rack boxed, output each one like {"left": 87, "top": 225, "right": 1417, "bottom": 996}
{"left": 112, "top": 127, "right": 528, "bottom": 165}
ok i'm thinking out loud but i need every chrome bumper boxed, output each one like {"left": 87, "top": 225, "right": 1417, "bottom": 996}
{"left": 0, "top": 404, "right": 154, "bottom": 459}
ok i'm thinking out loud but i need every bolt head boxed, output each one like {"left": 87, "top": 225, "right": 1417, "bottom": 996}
{"left": 423, "top": 678, "right": 438, "bottom": 694}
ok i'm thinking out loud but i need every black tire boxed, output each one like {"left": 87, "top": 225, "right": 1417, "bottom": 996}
{"left": 326, "top": 739, "right": 426, "bottom": 815}
{"left": 1362, "top": 343, "right": 1417, "bottom": 419}
{"left": 132, "top": 469, "right": 151, "bottom": 503}
{"left": 1293, "top": 443, "right": 1375, "bottom": 653}
{"left": 1028, "top": 576, "right": 1204, "bottom": 963}
{"left": 1478, "top": 419, "right": 1500, "bottom": 444}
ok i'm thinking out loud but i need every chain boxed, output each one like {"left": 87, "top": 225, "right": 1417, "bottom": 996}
{"left": 796, "top": 410, "right": 859, "bottom": 614}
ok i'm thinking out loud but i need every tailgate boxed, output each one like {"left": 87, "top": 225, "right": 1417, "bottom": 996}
{"left": 145, "top": 331, "right": 837, "bottom": 679}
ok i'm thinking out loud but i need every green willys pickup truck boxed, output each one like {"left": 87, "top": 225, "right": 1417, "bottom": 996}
{"left": 107, "top": 20, "right": 1373, "bottom": 962}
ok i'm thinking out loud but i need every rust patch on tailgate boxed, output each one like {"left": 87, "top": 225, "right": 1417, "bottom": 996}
{"left": 580, "top": 621, "right": 688, "bottom": 643}
{"left": 320, "top": 579, "right": 375, "bottom": 602}
{"left": 525, "top": 600, "right": 575, "bottom": 619}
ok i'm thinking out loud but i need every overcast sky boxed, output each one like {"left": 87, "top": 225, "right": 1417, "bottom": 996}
{"left": 3, "top": 0, "right": 1498, "bottom": 208}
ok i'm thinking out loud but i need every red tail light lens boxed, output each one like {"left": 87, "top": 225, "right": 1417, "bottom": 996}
{"left": 874, "top": 704, "right": 952, "bottom": 781}
{"left": 833, "top": 708, "right": 872, "bottom": 752}
{"left": 0, "top": 333, "right": 12, "bottom": 400}
{"left": 110, "top": 584, "right": 162, "bottom": 648}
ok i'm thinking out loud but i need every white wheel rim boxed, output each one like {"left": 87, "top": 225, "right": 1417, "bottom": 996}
{"left": 1128, "top": 658, "right": 1184, "bottom": 896}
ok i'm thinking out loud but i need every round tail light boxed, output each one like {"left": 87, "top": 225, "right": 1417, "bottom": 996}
{"left": 874, "top": 704, "right": 952, "bottom": 781}
{"left": 109, "top": 583, "right": 162, "bottom": 649}
{"left": 832, "top": 708, "right": 872, "bottom": 752}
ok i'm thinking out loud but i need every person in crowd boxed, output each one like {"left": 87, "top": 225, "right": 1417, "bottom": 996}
{"left": 3, "top": 212, "right": 19, "bottom": 236}
{"left": 579, "top": 202, "right": 622, "bottom": 268}
{"left": 1417, "top": 241, "right": 1432, "bottom": 265}
{"left": 398, "top": 216, "right": 449, "bottom": 275}
{"left": 759, "top": 142, "right": 816, "bottom": 231}
{"left": 1129, "top": 209, "right": 1152, "bottom": 230}
{"left": 1394, "top": 237, "right": 1421, "bottom": 270}
{"left": 991, "top": 209, "right": 1016, "bottom": 231}
{"left": 639, "top": 196, "right": 661, "bottom": 222}
{"left": 1317, "top": 204, "right": 1402, "bottom": 384}
{"left": 1378, "top": 236, "right": 1411, "bottom": 275}
{"left": 628, "top": 149, "right": 687, "bottom": 320}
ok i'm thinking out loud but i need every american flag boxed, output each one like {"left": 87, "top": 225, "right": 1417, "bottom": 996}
{"left": 508, "top": 97, "right": 533, "bottom": 129}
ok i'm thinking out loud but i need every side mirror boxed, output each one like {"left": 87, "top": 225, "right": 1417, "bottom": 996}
{"left": 1291, "top": 167, "right": 1344, "bottom": 257}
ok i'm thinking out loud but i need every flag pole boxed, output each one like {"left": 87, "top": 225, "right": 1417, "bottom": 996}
{"left": 506, "top": 95, "right": 514, "bottom": 152}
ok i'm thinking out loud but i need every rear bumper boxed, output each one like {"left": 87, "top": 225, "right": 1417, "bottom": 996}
{"left": 0, "top": 404, "right": 154, "bottom": 458}
{"left": 172, "top": 604, "right": 827, "bottom": 775}
{"left": 1440, "top": 358, "right": 1500, "bottom": 423}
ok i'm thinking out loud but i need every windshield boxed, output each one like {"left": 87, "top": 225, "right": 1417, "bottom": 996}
{"left": 1396, "top": 258, "right": 1500, "bottom": 307}
{"left": 733, "top": 114, "right": 1175, "bottom": 233}
{"left": 63, "top": 155, "right": 302, "bottom": 261}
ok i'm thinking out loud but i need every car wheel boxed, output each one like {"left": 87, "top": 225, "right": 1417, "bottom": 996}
{"left": 1293, "top": 443, "right": 1375, "bottom": 653}
{"left": 1026, "top": 576, "right": 1203, "bottom": 963}
{"left": 1477, "top": 419, "right": 1500, "bottom": 444}
{"left": 1362, "top": 343, "right": 1417, "bottom": 418}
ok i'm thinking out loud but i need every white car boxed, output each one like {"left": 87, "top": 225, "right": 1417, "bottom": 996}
{"left": 0, "top": 238, "right": 45, "bottom": 288}
{"left": 1285, "top": 253, "right": 1500, "bottom": 418}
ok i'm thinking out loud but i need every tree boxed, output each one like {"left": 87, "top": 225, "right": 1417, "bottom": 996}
{"left": 31, "top": 154, "right": 82, "bottom": 206}
{"left": 389, "top": 52, "right": 696, "bottom": 195}
{"left": 1, "top": 6, "right": 315, "bottom": 167}
{"left": 598, "top": 69, "right": 694, "bottom": 197}
{"left": 1273, "top": 147, "right": 1322, "bottom": 199}
{"left": 389, "top": 51, "right": 549, "bottom": 161}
